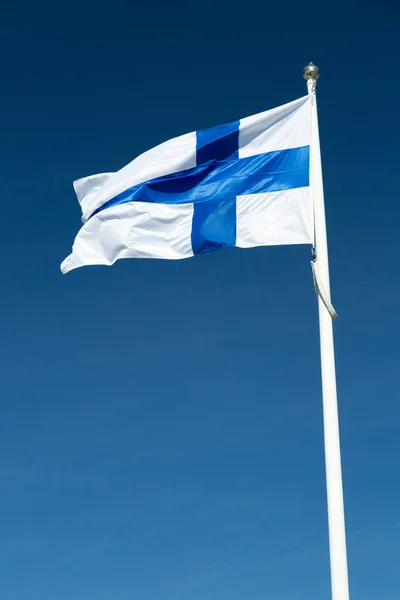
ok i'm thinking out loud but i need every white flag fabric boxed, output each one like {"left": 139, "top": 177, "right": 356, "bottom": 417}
{"left": 61, "top": 96, "right": 313, "bottom": 274}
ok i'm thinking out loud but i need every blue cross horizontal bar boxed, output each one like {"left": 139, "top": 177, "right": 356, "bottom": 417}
{"left": 90, "top": 145, "right": 310, "bottom": 220}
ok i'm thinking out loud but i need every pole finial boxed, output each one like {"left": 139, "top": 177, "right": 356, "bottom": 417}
{"left": 302, "top": 62, "right": 320, "bottom": 81}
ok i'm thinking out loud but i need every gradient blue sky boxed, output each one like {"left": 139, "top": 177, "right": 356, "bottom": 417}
{"left": 1, "top": 1, "right": 399, "bottom": 598}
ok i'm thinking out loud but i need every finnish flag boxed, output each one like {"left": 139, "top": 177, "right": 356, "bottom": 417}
{"left": 61, "top": 96, "right": 313, "bottom": 274}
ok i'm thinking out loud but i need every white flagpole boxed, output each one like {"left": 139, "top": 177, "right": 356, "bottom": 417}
{"left": 302, "top": 63, "right": 350, "bottom": 600}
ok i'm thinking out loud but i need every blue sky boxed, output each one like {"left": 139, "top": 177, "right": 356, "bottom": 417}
{"left": 1, "top": 1, "right": 399, "bottom": 598}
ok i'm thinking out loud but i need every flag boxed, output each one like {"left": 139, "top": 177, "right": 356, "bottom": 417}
{"left": 61, "top": 95, "right": 312, "bottom": 274}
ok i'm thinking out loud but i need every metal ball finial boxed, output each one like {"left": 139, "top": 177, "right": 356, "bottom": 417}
{"left": 302, "top": 62, "right": 320, "bottom": 81}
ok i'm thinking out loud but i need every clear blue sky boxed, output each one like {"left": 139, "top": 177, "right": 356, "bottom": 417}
{"left": 1, "top": 1, "right": 399, "bottom": 598}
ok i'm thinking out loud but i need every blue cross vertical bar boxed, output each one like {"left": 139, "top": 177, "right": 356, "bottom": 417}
{"left": 191, "top": 121, "right": 240, "bottom": 255}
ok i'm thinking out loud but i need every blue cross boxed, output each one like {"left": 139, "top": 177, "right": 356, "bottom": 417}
{"left": 90, "top": 121, "right": 310, "bottom": 256}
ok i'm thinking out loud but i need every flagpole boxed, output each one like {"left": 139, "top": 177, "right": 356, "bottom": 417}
{"left": 302, "top": 63, "right": 350, "bottom": 600}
